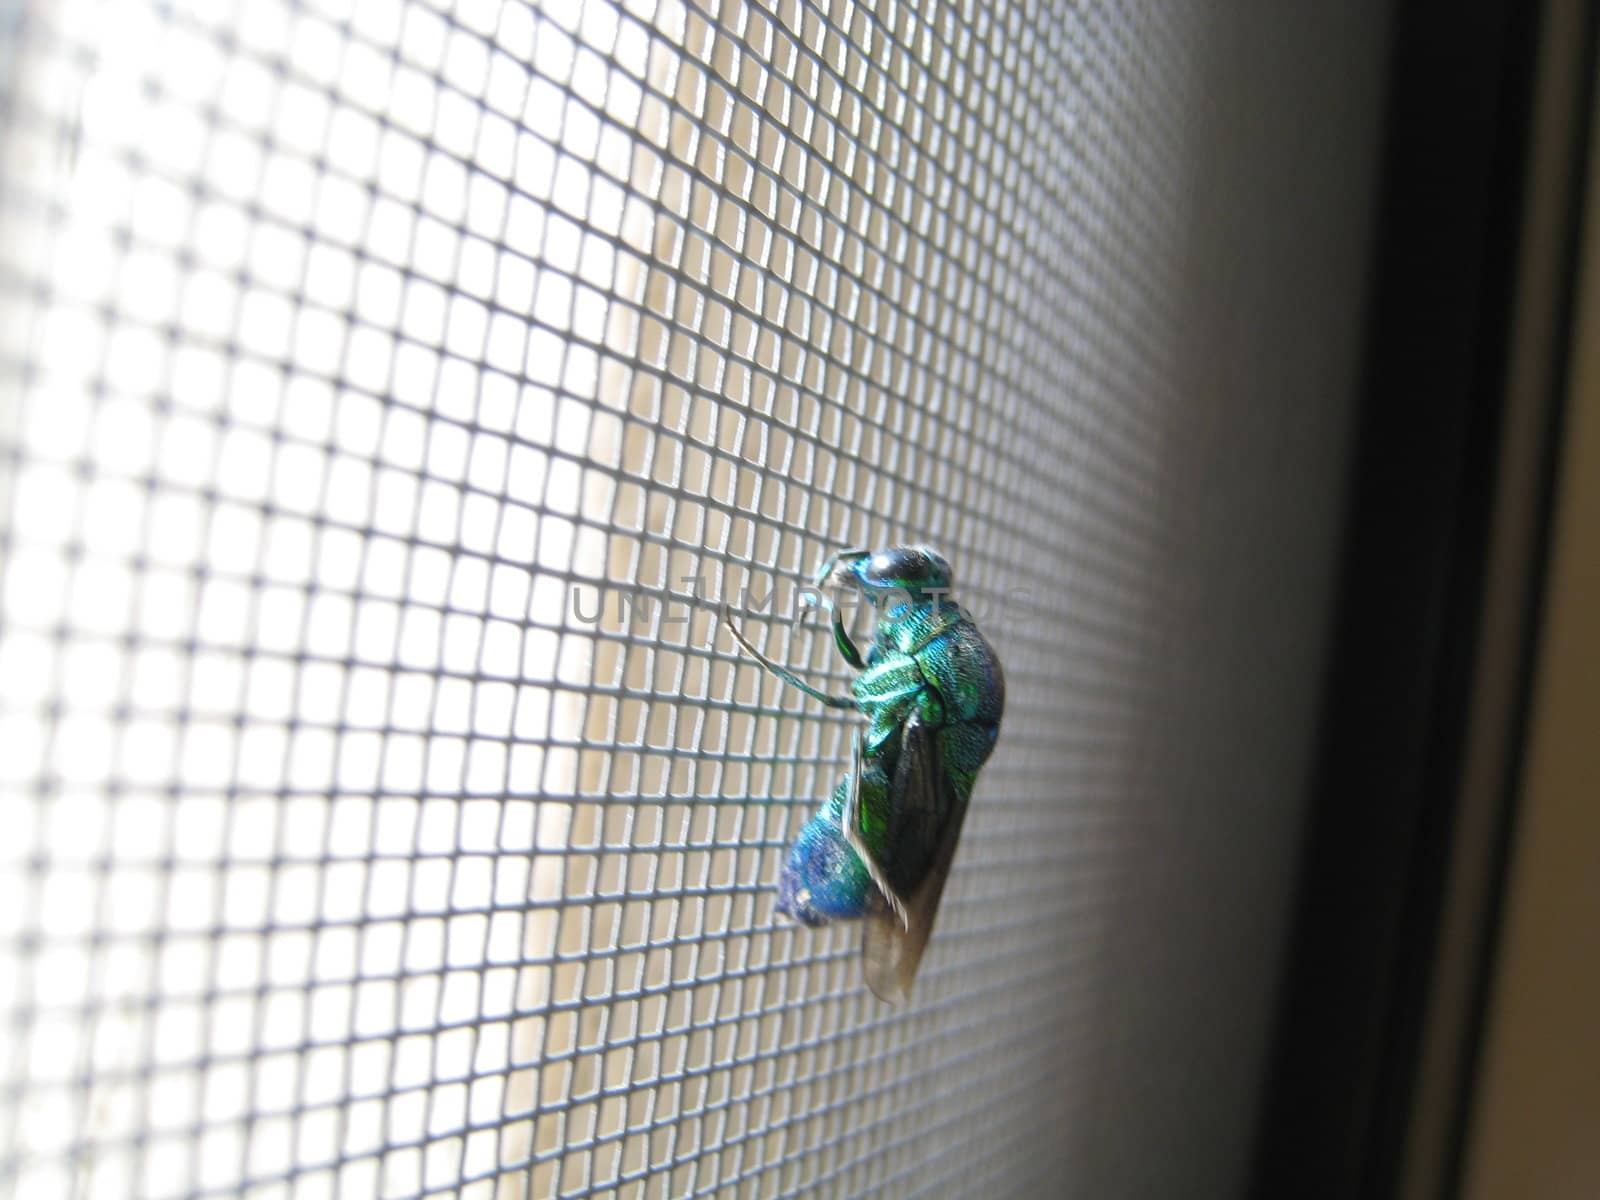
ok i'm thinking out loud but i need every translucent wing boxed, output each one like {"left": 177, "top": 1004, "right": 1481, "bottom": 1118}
{"left": 861, "top": 714, "right": 969, "bottom": 1002}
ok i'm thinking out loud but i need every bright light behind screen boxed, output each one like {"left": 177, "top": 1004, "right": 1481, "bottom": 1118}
{"left": 1, "top": 1, "right": 644, "bottom": 1194}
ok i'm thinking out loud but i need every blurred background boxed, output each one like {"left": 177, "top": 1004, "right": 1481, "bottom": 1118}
{"left": 0, "top": 1, "right": 1595, "bottom": 1197}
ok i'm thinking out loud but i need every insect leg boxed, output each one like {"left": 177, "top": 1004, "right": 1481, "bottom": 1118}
{"left": 841, "top": 730, "right": 910, "bottom": 931}
{"left": 830, "top": 605, "right": 866, "bottom": 670}
{"left": 798, "top": 575, "right": 866, "bottom": 670}
{"left": 722, "top": 616, "right": 856, "bottom": 709}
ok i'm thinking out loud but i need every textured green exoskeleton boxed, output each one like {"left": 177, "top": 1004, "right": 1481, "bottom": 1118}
{"left": 725, "top": 546, "right": 1005, "bottom": 1001}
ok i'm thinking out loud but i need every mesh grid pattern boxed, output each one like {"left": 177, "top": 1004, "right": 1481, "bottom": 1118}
{"left": 0, "top": 1, "right": 1385, "bottom": 1197}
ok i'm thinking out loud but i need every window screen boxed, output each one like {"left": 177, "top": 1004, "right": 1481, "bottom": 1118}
{"left": 0, "top": 1, "right": 1386, "bottom": 1197}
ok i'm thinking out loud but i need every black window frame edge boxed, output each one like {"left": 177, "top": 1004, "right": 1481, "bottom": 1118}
{"left": 1248, "top": 1, "right": 1600, "bottom": 1197}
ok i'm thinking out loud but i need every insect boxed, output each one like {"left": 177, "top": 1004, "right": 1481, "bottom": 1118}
{"left": 724, "top": 546, "right": 1005, "bottom": 1001}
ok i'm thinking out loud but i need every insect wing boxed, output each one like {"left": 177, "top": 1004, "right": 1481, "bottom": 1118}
{"left": 861, "top": 715, "right": 969, "bottom": 1002}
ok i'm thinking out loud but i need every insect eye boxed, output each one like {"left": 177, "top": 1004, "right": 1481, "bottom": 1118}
{"left": 861, "top": 547, "right": 950, "bottom": 590}
{"left": 862, "top": 549, "right": 916, "bottom": 585}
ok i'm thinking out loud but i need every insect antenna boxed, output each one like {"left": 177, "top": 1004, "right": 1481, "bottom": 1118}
{"left": 721, "top": 616, "right": 857, "bottom": 709}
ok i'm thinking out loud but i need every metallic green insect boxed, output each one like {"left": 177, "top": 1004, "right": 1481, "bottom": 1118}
{"left": 725, "top": 546, "right": 1005, "bottom": 1001}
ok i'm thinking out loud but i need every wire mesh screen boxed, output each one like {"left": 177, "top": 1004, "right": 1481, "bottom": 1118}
{"left": 0, "top": 1, "right": 1386, "bottom": 1197}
